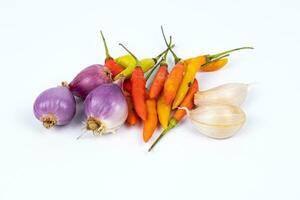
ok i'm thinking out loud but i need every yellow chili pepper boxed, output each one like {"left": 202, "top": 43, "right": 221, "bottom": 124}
{"left": 140, "top": 58, "right": 156, "bottom": 72}
{"left": 114, "top": 45, "right": 174, "bottom": 80}
{"left": 115, "top": 55, "right": 136, "bottom": 68}
{"left": 115, "top": 56, "right": 159, "bottom": 72}
{"left": 172, "top": 56, "right": 206, "bottom": 109}
{"left": 114, "top": 59, "right": 137, "bottom": 80}
{"left": 157, "top": 93, "right": 171, "bottom": 129}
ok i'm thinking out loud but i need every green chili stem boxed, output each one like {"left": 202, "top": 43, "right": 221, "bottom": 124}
{"left": 161, "top": 26, "right": 181, "bottom": 63}
{"left": 148, "top": 118, "right": 178, "bottom": 152}
{"left": 154, "top": 44, "right": 175, "bottom": 62}
{"left": 145, "top": 37, "right": 172, "bottom": 82}
{"left": 209, "top": 47, "right": 254, "bottom": 61}
{"left": 100, "top": 31, "right": 111, "bottom": 59}
{"left": 145, "top": 59, "right": 163, "bottom": 81}
{"left": 162, "top": 36, "right": 172, "bottom": 62}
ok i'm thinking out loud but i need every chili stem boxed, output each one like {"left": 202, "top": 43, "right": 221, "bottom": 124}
{"left": 209, "top": 47, "right": 254, "bottom": 60}
{"left": 119, "top": 43, "right": 138, "bottom": 61}
{"left": 162, "top": 36, "right": 172, "bottom": 63}
{"left": 145, "top": 36, "right": 172, "bottom": 81}
{"left": 161, "top": 26, "right": 181, "bottom": 63}
{"left": 148, "top": 118, "right": 177, "bottom": 152}
{"left": 100, "top": 31, "right": 111, "bottom": 59}
{"left": 145, "top": 59, "right": 162, "bottom": 81}
{"left": 154, "top": 44, "right": 175, "bottom": 61}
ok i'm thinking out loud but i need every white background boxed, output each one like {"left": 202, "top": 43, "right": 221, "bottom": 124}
{"left": 1, "top": 0, "right": 300, "bottom": 199}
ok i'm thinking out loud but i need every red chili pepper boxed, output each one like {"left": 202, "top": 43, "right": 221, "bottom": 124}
{"left": 123, "top": 79, "right": 132, "bottom": 94}
{"left": 100, "top": 31, "right": 124, "bottom": 77}
{"left": 131, "top": 67, "right": 147, "bottom": 120}
{"left": 119, "top": 43, "right": 148, "bottom": 121}
{"left": 148, "top": 64, "right": 169, "bottom": 99}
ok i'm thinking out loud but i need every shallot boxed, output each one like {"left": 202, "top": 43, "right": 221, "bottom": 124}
{"left": 33, "top": 86, "right": 76, "bottom": 128}
{"left": 69, "top": 64, "right": 112, "bottom": 99}
{"left": 83, "top": 80, "right": 128, "bottom": 135}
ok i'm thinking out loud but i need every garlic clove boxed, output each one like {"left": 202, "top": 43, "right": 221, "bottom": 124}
{"left": 194, "top": 83, "right": 248, "bottom": 106}
{"left": 189, "top": 104, "right": 246, "bottom": 139}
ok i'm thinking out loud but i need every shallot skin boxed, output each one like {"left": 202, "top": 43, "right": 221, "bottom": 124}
{"left": 69, "top": 64, "right": 112, "bottom": 99}
{"left": 84, "top": 83, "right": 128, "bottom": 134}
{"left": 33, "top": 87, "right": 76, "bottom": 128}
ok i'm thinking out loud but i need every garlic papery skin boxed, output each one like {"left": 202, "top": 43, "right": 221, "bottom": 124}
{"left": 194, "top": 83, "right": 248, "bottom": 106}
{"left": 188, "top": 104, "right": 246, "bottom": 139}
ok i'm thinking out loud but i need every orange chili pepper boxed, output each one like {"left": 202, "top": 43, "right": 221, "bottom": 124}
{"left": 201, "top": 58, "right": 228, "bottom": 72}
{"left": 148, "top": 64, "right": 168, "bottom": 99}
{"left": 124, "top": 92, "right": 139, "bottom": 125}
{"left": 147, "top": 35, "right": 172, "bottom": 99}
{"left": 159, "top": 26, "right": 185, "bottom": 105}
{"left": 163, "top": 61, "right": 185, "bottom": 105}
{"left": 143, "top": 99, "right": 158, "bottom": 142}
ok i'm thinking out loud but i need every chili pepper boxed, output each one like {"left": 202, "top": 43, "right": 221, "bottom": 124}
{"left": 123, "top": 79, "right": 132, "bottom": 93}
{"left": 163, "top": 61, "right": 185, "bottom": 105}
{"left": 148, "top": 36, "right": 172, "bottom": 98}
{"left": 100, "top": 31, "right": 124, "bottom": 77}
{"left": 172, "top": 47, "right": 253, "bottom": 109}
{"left": 143, "top": 99, "right": 158, "bottom": 142}
{"left": 116, "top": 55, "right": 156, "bottom": 71}
{"left": 157, "top": 93, "right": 171, "bottom": 129}
{"left": 131, "top": 67, "right": 147, "bottom": 120}
{"left": 184, "top": 47, "right": 254, "bottom": 65}
{"left": 201, "top": 58, "right": 228, "bottom": 72}
{"left": 114, "top": 45, "right": 173, "bottom": 80}
{"left": 115, "top": 55, "right": 136, "bottom": 68}
{"left": 149, "top": 79, "right": 199, "bottom": 152}
{"left": 140, "top": 58, "right": 156, "bottom": 72}
{"left": 171, "top": 56, "right": 205, "bottom": 109}
{"left": 173, "top": 79, "right": 198, "bottom": 121}
{"left": 148, "top": 63, "right": 168, "bottom": 98}
{"left": 119, "top": 43, "right": 147, "bottom": 120}
{"left": 116, "top": 49, "right": 173, "bottom": 71}
{"left": 124, "top": 91, "right": 139, "bottom": 125}
{"left": 159, "top": 26, "right": 185, "bottom": 105}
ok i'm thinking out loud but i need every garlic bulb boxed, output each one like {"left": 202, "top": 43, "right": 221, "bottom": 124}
{"left": 187, "top": 104, "right": 246, "bottom": 139}
{"left": 194, "top": 83, "right": 248, "bottom": 106}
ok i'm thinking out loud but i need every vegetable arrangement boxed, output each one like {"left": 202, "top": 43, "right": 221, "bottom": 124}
{"left": 33, "top": 26, "right": 253, "bottom": 151}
